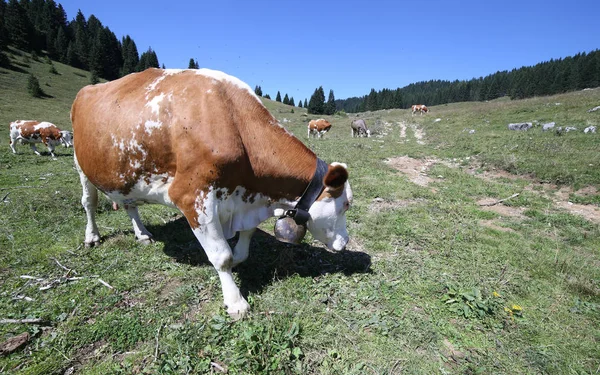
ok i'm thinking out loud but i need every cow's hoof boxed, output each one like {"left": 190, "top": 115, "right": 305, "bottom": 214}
{"left": 227, "top": 301, "right": 250, "bottom": 320}
{"left": 138, "top": 237, "right": 155, "bottom": 245}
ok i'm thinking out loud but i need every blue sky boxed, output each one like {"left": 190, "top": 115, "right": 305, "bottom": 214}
{"left": 57, "top": 0, "right": 599, "bottom": 101}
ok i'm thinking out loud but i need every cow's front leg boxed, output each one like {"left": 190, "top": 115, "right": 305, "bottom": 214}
{"left": 193, "top": 224, "right": 249, "bottom": 319}
{"left": 232, "top": 228, "right": 255, "bottom": 267}
{"left": 124, "top": 204, "right": 154, "bottom": 244}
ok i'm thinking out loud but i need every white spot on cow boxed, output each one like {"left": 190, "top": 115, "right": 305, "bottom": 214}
{"left": 146, "top": 93, "right": 165, "bottom": 115}
{"left": 33, "top": 122, "right": 54, "bottom": 130}
{"left": 207, "top": 89, "right": 213, "bottom": 94}
{"left": 144, "top": 120, "right": 162, "bottom": 134}
{"left": 195, "top": 68, "right": 261, "bottom": 103}
{"left": 108, "top": 173, "right": 175, "bottom": 208}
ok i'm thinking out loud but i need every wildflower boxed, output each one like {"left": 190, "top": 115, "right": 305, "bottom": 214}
{"left": 511, "top": 304, "right": 522, "bottom": 311}
{"left": 493, "top": 291, "right": 500, "bottom": 298}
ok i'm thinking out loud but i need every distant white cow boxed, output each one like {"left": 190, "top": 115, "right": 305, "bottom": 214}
{"left": 350, "top": 119, "right": 371, "bottom": 137}
{"left": 9, "top": 120, "right": 73, "bottom": 157}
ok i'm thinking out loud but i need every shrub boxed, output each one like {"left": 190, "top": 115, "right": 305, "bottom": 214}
{"left": 27, "top": 74, "right": 44, "bottom": 98}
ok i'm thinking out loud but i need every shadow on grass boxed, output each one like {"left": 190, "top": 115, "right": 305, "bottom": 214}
{"left": 148, "top": 217, "right": 372, "bottom": 296}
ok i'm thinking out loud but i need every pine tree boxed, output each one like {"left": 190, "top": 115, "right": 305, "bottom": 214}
{"left": 5, "top": 0, "right": 33, "bottom": 50}
{"left": 264, "top": 94, "right": 271, "bottom": 99}
{"left": 304, "top": 99, "right": 308, "bottom": 108}
{"left": 289, "top": 97, "right": 295, "bottom": 106}
{"left": 254, "top": 85, "right": 263, "bottom": 96}
{"left": 72, "top": 9, "right": 88, "bottom": 69}
{"left": 138, "top": 47, "right": 159, "bottom": 71}
{"left": 276, "top": 91, "right": 282, "bottom": 102}
{"left": 188, "top": 58, "right": 199, "bottom": 69}
{"left": 121, "top": 36, "right": 139, "bottom": 75}
{"left": 283, "top": 93, "right": 289, "bottom": 105}
{"left": 307, "top": 87, "right": 325, "bottom": 114}
{"left": 298, "top": 100, "right": 303, "bottom": 108}
{"left": 54, "top": 26, "right": 68, "bottom": 63}
{"left": 325, "top": 89, "right": 336, "bottom": 115}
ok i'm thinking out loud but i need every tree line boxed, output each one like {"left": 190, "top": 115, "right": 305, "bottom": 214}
{"left": 0, "top": 0, "right": 160, "bottom": 80}
{"left": 336, "top": 49, "right": 600, "bottom": 113}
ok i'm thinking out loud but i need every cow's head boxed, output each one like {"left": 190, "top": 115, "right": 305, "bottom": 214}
{"left": 60, "top": 130, "right": 73, "bottom": 147}
{"left": 306, "top": 163, "right": 352, "bottom": 251}
{"left": 366, "top": 129, "right": 371, "bottom": 137}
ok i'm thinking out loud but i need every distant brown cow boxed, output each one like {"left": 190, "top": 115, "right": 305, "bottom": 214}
{"left": 307, "top": 119, "right": 332, "bottom": 138}
{"left": 9, "top": 120, "right": 73, "bottom": 157}
{"left": 411, "top": 104, "right": 428, "bottom": 116}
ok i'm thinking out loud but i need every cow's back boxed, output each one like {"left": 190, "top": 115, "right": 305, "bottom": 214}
{"left": 72, "top": 68, "right": 310, "bottom": 200}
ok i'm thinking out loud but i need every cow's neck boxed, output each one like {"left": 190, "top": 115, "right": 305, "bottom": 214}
{"left": 238, "top": 114, "right": 317, "bottom": 203}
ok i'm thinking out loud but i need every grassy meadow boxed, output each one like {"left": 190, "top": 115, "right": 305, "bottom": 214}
{"left": 1, "top": 49, "right": 599, "bottom": 374}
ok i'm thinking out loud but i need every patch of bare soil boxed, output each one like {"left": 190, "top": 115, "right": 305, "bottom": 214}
{"left": 478, "top": 220, "right": 515, "bottom": 232}
{"left": 368, "top": 197, "right": 426, "bottom": 213}
{"left": 385, "top": 155, "right": 600, "bottom": 224}
{"left": 385, "top": 156, "right": 441, "bottom": 187}
{"left": 476, "top": 199, "right": 527, "bottom": 218}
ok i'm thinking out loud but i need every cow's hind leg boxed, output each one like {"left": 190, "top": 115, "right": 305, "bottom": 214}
{"left": 30, "top": 144, "right": 41, "bottom": 156}
{"left": 123, "top": 204, "right": 154, "bottom": 244}
{"left": 232, "top": 228, "right": 256, "bottom": 267}
{"left": 75, "top": 159, "right": 101, "bottom": 247}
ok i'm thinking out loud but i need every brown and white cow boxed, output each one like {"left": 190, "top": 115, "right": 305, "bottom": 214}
{"left": 307, "top": 119, "right": 332, "bottom": 138}
{"left": 9, "top": 120, "right": 73, "bottom": 157}
{"left": 71, "top": 68, "right": 353, "bottom": 319}
{"left": 350, "top": 119, "right": 371, "bottom": 137}
{"left": 411, "top": 104, "right": 429, "bottom": 116}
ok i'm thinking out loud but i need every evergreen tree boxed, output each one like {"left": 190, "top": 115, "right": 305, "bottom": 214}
{"left": 138, "top": 47, "right": 159, "bottom": 71}
{"left": 188, "top": 58, "right": 199, "bottom": 69}
{"left": 5, "top": 0, "right": 33, "bottom": 50}
{"left": 289, "top": 97, "right": 295, "bottom": 106}
{"left": 254, "top": 85, "right": 262, "bottom": 96}
{"left": 325, "top": 89, "right": 336, "bottom": 115}
{"left": 298, "top": 100, "right": 303, "bottom": 108}
{"left": 307, "top": 86, "right": 325, "bottom": 114}
{"left": 264, "top": 94, "right": 271, "bottom": 99}
{"left": 121, "top": 35, "right": 139, "bottom": 75}
{"left": 304, "top": 98, "right": 308, "bottom": 108}
{"left": 72, "top": 9, "right": 88, "bottom": 68}
{"left": 283, "top": 93, "right": 289, "bottom": 105}
{"left": 54, "top": 26, "right": 68, "bottom": 62}
{"left": 275, "top": 91, "right": 282, "bottom": 102}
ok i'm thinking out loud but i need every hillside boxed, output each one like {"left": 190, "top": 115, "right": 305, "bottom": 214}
{"left": 1, "top": 49, "right": 599, "bottom": 374}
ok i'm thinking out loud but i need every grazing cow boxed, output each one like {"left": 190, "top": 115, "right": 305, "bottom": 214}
{"left": 307, "top": 119, "right": 332, "bottom": 138}
{"left": 71, "top": 68, "right": 353, "bottom": 319}
{"left": 350, "top": 119, "right": 371, "bottom": 137}
{"left": 584, "top": 126, "right": 596, "bottom": 134}
{"left": 411, "top": 104, "right": 428, "bottom": 115}
{"left": 9, "top": 120, "right": 73, "bottom": 157}
{"left": 508, "top": 122, "right": 533, "bottom": 131}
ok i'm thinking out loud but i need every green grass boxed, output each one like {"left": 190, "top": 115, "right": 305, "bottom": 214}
{"left": 1, "top": 49, "right": 599, "bottom": 374}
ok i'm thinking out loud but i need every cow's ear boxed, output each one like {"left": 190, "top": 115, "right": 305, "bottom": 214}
{"left": 324, "top": 163, "right": 348, "bottom": 189}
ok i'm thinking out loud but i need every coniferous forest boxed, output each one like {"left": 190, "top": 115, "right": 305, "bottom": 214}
{"left": 336, "top": 50, "right": 600, "bottom": 113}
{"left": 0, "top": 0, "right": 159, "bottom": 80}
